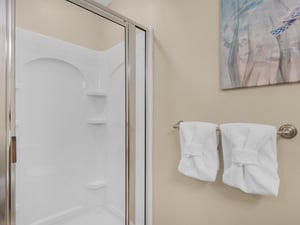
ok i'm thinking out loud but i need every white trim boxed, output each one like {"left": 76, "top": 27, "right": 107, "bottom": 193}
{"left": 146, "top": 28, "right": 153, "bottom": 225}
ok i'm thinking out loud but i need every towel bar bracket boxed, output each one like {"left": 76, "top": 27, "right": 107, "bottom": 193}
{"left": 278, "top": 124, "right": 297, "bottom": 139}
{"left": 173, "top": 122, "right": 298, "bottom": 139}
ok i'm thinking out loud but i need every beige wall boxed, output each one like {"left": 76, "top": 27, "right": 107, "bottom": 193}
{"left": 16, "top": 0, "right": 124, "bottom": 50}
{"left": 108, "top": 1, "right": 300, "bottom": 225}
{"left": 16, "top": 0, "right": 300, "bottom": 224}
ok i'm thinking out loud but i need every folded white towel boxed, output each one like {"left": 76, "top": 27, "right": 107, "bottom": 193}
{"left": 178, "top": 122, "right": 219, "bottom": 182}
{"left": 220, "top": 123, "right": 280, "bottom": 196}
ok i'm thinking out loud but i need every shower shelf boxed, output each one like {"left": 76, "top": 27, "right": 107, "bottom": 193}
{"left": 86, "top": 90, "right": 107, "bottom": 97}
{"left": 87, "top": 119, "right": 107, "bottom": 125}
{"left": 86, "top": 180, "right": 106, "bottom": 190}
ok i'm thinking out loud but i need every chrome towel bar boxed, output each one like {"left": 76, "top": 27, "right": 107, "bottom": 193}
{"left": 173, "top": 121, "right": 298, "bottom": 139}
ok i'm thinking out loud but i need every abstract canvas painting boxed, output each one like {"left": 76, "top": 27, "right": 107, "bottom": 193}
{"left": 221, "top": 0, "right": 300, "bottom": 89}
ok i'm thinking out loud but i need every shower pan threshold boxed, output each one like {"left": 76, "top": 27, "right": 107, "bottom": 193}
{"left": 29, "top": 207, "right": 123, "bottom": 225}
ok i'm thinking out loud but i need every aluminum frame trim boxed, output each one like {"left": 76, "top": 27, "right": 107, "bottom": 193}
{"left": 128, "top": 23, "right": 136, "bottom": 225}
{"left": 9, "top": 0, "right": 15, "bottom": 139}
{"left": 125, "top": 23, "right": 129, "bottom": 225}
{"left": 125, "top": 23, "right": 137, "bottom": 225}
{"left": 8, "top": 0, "right": 16, "bottom": 224}
{"left": 82, "top": 0, "right": 147, "bottom": 30}
{"left": 0, "top": 0, "right": 8, "bottom": 222}
{"left": 145, "top": 28, "right": 153, "bottom": 225}
{"left": 66, "top": 0, "right": 147, "bottom": 31}
{"left": 66, "top": 0, "right": 125, "bottom": 27}
{"left": 0, "top": 0, "right": 14, "bottom": 224}
{"left": 8, "top": 1, "right": 15, "bottom": 225}
{"left": 6, "top": 0, "right": 17, "bottom": 225}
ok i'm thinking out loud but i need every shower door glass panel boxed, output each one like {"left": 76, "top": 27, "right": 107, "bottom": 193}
{"left": 15, "top": 1, "right": 126, "bottom": 225}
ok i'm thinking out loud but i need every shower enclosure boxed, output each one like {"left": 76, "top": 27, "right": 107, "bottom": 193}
{"left": 0, "top": 0, "right": 152, "bottom": 225}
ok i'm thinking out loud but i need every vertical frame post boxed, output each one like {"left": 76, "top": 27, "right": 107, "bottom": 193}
{"left": 8, "top": 1, "right": 16, "bottom": 225}
{"left": 145, "top": 29, "right": 153, "bottom": 225}
{"left": 0, "top": 0, "right": 15, "bottom": 224}
{"left": 0, "top": 0, "right": 9, "bottom": 222}
{"left": 125, "top": 23, "right": 136, "bottom": 225}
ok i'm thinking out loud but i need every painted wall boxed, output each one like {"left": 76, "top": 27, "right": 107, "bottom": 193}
{"left": 16, "top": 0, "right": 300, "bottom": 224}
{"left": 108, "top": 1, "right": 300, "bottom": 225}
{"left": 16, "top": 0, "right": 123, "bottom": 51}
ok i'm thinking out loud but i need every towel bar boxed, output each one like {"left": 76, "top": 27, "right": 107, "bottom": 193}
{"left": 173, "top": 121, "right": 298, "bottom": 139}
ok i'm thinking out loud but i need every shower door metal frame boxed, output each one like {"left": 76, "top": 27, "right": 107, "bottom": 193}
{"left": 0, "top": 0, "right": 151, "bottom": 225}
{"left": 0, "top": 0, "right": 15, "bottom": 225}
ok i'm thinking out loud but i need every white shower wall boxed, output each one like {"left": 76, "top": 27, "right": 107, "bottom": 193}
{"left": 16, "top": 28, "right": 146, "bottom": 225}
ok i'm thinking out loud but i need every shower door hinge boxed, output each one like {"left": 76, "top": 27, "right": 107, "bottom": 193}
{"left": 11, "top": 136, "right": 16, "bottom": 163}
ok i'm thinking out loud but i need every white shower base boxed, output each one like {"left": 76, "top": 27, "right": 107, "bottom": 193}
{"left": 28, "top": 208, "right": 123, "bottom": 225}
{"left": 53, "top": 210, "right": 123, "bottom": 225}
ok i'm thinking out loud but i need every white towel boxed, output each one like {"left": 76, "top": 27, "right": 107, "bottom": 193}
{"left": 220, "top": 123, "right": 280, "bottom": 196}
{"left": 178, "top": 122, "right": 219, "bottom": 182}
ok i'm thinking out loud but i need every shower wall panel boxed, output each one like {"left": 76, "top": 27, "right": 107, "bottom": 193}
{"left": 15, "top": 28, "right": 121, "bottom": 225}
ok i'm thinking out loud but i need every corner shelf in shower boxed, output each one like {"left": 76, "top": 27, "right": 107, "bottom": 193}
{"left": 86, "top": 90, "right": 107, "bottom": 97}
{"left": 87, "top": 118, "right": 107, "bottom": 125}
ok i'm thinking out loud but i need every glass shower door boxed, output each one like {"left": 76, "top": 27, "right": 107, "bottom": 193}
{"left": 15, "top": 1, "right": 130, "bottom": 225}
